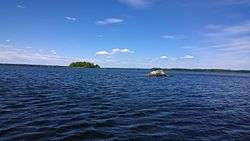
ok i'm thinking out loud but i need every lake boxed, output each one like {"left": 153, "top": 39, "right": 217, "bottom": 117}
{"left": 0, "top": 65, "right": 250, "bottom": 141}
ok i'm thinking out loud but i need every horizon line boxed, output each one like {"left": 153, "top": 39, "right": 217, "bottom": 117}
{"left": 1, "top": 63, "right": 250, "bottom": 72}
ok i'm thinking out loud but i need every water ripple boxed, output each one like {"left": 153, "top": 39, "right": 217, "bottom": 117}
{"left": 0, "top": 66, "right": 250, "bottom": 140}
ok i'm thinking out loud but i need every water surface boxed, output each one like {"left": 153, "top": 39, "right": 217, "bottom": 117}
{"left": 0, "top": 65, "right": 250, "bottom": 141}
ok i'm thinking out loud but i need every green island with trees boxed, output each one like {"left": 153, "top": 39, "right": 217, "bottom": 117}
{"left": 69, "top": 61, "right": 100, "bottom": 68}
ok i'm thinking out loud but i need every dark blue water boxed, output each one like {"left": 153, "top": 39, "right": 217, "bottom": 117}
{"left": 0, "top": 65, "right": 250, "bottom": 141}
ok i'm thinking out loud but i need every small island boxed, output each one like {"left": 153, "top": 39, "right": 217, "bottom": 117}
{"left": 69, "top": 61, "right": 100, "bottom": 68}
{"left": 148, "top": 68, "right": 167, "bottom": 77}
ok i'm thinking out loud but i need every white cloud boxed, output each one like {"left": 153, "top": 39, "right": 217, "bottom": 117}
{"left": 181, "top": 55, "right": 194, "bottom": 59}
{"left": 205, "top": 22, "right": 250, "bottom": 37}
{"left": 223, "top": 23, "right": 250, "bottom": 35}
{"left": 6, "top": 40, "right": 10, "bottom": 42}
{"left": 161, "top": 34, "right": 185, "bottom": 40}
{"left": 17, "top": 5, "right": 25, "bottom": 9}
{"left": 117, "top": 0, "right": 153, "bottom": 8}
{"left": 96, "top": 18, "right": 124, "bottom": 25}
{"left": 204, "top": 21, "right": 250, "bottom": 51}
{"left": 96, "top": 50, "right": 110, "bottom": 55}
{"left": 0, "top": 44, "right": 75, "bottom": 66}
{"left": 50, "top": 50, "right": 57, "bottom": 55}
{"left": 96, "top": 48, "right": 134, "bottom": 56}
{"left": 160, "top": 55, "right": 167, "bottom": 59}
{"left": 188, "top": 22, "right": 250, "bottom": 69}
{"left": 181, "top": 46, "right": 196, "bottom": 49}
{"left": 161, "top": 35, "right": 175, "bottom": 39}
{"left": 65, "top": 17, "right": 77, "bottom": 21}
{"left": 112, "top": 48, "right": 134, "bottom": 53}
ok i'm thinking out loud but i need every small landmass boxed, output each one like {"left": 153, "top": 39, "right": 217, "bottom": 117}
{"left": 69, "top": 61, "right": 100, "bottom": 68}
{"left": 149, "top": 68, "right": 167, "bottom": 77}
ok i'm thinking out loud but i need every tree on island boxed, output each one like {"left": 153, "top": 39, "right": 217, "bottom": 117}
{"left": 69, "top": 61, "right": 100, "bottom": 68}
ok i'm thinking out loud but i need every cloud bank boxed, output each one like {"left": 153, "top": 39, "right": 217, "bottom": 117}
{"left": 0, "top": 44, "right": 76, "bottom": 66}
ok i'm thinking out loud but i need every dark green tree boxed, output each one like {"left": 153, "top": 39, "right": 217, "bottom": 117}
{"left": 69, "top": 61, "right": 100, "bottom": 68}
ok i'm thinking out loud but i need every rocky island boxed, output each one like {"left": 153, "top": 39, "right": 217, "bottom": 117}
{"left": 149, "top": 68, "right": 167, "bottom": 77}
{"left": 69, "top": 61, "right": 100, "bottom": 68}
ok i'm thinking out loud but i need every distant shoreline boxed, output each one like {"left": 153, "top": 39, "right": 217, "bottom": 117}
{"left": 1, "top": 63, "right": 250, "bottom": 73}
{"left": 167, "top": 68, "right": 250, "bottom": 73}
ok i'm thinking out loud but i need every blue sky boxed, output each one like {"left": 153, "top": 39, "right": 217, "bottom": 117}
{"left": 0, "top": 0, "right": 250, "bottom": 69}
